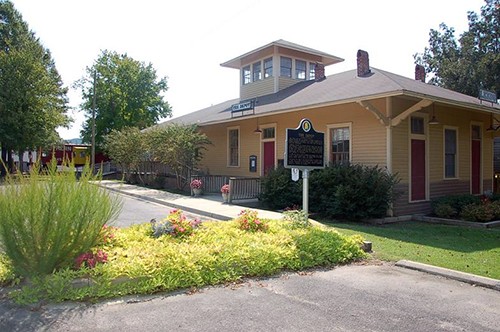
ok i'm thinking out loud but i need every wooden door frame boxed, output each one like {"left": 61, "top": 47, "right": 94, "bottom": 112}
{"left": 259, "top": 123, "right": 276, "bottom": 177}
{"left": 470, "top": 122, "right": 483, "bottom": 195}
{"left": 408, "top": 113, "right": 430, "bottom": 202}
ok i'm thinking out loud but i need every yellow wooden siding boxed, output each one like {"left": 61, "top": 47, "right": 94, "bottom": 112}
{"left": 391, "top": 104, "right": 493, "bottom": 189}
{"left": 199, "top": 102, "right": 387, "bottom": 176}
{"left": 199, "top": 121, "right": 261, "bottom": 177}
{"left": 391, "top": 119, "right": 409, "bottom": 182}
{"left": 241, "top": 78, "right": 275, "bottom": 100}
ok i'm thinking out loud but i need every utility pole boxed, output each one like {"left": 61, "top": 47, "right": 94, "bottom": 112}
{"left": 91, "top": 70, "right": 96, "bottom": 173}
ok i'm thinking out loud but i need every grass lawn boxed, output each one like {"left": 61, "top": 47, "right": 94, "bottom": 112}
{"left": 322, "top": 220, "right": 500, "bottom": 280}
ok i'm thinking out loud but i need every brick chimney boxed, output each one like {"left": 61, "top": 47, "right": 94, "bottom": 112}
{"left": 357, "top": 50, "right": 370, "bottom": 77}
{"left": 315, "top": 63, "right": 325, "bottom": 81}
{"left": 415, "top": 64, "right": 426, "bottom": 82}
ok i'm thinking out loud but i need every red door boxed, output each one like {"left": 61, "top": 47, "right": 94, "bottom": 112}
{"left": 411, "top": 139, "right": 426, "bottom": 201}
{"left": 263, "top": 141, "right": 275, "bottom": 175}
{"left": 471, "top": 140, "right": 481, "bottom": 194}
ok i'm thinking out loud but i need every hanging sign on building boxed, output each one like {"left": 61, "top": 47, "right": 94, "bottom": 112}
{"left": 284, "top": 118, "right": 325, "bottom": 169}
{"left": 479, "top": 89, "right": 498, "bottom": 104}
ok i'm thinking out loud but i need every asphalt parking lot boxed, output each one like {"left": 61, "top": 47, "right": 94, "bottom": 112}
{"left": 1, "top": 262, "right": 499, "bottom": 332}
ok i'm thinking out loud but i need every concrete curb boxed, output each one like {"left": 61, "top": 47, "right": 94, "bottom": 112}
{"left": 98, "top": 183, "right": 232, "bottom": 221}
{"left": 395, "top": 260, "right": 500, "bottom": 291}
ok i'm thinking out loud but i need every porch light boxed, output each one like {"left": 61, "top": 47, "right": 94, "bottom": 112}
{"left": 428, "top": 103, "right": 439, "bottom": 125}
{"left": 254, "top": 117, "right": 262, "bottom": 134}
{"left": 428, "top": 115, "right": 439, "bottom": 125}
{"left": 486, "top": 113, "right": 500, "bottom": 132}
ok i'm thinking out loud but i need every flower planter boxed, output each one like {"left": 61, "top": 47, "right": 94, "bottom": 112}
{"left": 193, "top": 188, "right": 202, "bottom": 197}
{"left": 222, "top": 193, "right": 229, "bottom": 203}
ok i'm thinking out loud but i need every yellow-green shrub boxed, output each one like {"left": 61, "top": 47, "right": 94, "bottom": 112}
{"left": 8, "top": 218, "right": 365, "bottom": 303}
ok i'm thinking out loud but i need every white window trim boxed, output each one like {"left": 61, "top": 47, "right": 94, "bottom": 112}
{"left": 227, "top": 126, "right": 240, "bottom": 168}
{"left": 443, "top": 126, "right": 459, "bottom": 180}
{"left": 295, "top": 59, "right": 307, "bottom": 80}
{"left": 326, "top": 122, "right": 352, "bottom": 165}
{"left": 408, "top": 113, "right": 429, "bottom": 203}
{"left": 252, "top": 61, "right": 262, "bottom": 82}
{"left": 470, "top": 122, "right": 483, "bottom": 195}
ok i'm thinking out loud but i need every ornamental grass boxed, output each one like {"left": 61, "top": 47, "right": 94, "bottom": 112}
{"left": 0, "top": 160, "right": 121, "bottom": 278}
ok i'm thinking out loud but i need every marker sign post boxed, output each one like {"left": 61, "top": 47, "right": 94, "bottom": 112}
{"left": 284, "top": 118, "right": 325, "bottom": 214}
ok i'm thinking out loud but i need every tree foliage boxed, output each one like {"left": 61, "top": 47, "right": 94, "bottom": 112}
{"left": 103, "top": 124, "right": 211, "bottom": 190}
{"left": 75, "top": 50, "right": 172, "bottom": 149}
{"left": 0, "top": 1, "right": 69, "bottom": 172}
{"left": 146, "top": 124, "right": 211, "bottom": 190}
{"left": 103, "top": 127, "right": 146, "bottom": 183}
{"left": 415, "top": 0, "right": 500, "bottom": 98}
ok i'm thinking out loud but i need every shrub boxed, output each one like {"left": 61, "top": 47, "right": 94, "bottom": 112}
{"left": 235, "top": 209, "right": 268, "bottom": 232}
{"left": 309, "top": 164, "right": 400, "bottom": 220}
{"left": 260, "top": 164, "right": 399, "bottom": 220}
{"left": 150, "top": 209, "right": 202, "bottom": 238}
{"left": 459, "top": 200, "right": 500, "bottom": 222}
{"left": 259, "top": 167, "right": 302, "bottom": 210}
{"left": 431, "top": 194, "right": 481, "bottom": 216}
{"left": 0, "top": 160, "right": 122, "bottom": 277}
{"left": 74, "top": 250, "right": 108, "bottom": 270}
{"left": 282, "top": 208, "right": 310, "bottom": 228}
{"left": 433, "top": 203, "right": 457, "bottom": 218}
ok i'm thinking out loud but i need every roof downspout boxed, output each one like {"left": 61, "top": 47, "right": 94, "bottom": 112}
{"left": 386, "top": 97, "right": 394, "bottom": 217}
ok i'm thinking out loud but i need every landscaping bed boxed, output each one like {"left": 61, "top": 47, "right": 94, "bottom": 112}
{"left": 0, "top": 211, "right": 366, "bottom": 304}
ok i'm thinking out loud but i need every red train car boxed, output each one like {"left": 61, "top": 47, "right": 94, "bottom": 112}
{"left": 41, "top": 144, "right": 109, "bottom": 167}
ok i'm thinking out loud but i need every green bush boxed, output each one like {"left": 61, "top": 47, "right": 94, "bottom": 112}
{"left": 5, "top": 216, "right": 366, "bottom": 304}
{"left": 260, "top": 164, "right": 399, "bottom": 220}
{"left": 259, "top": 167, "right": 302, "bottom": 210}
{"left": 433, "top": 203, "right": 457, "bottom": 218}
{"left": 0, "top": 161, "right": 122, "bottom": 277}
{"left": 459, "top": 201, "right": 500, "bottom": 222}
{"left": 431, "top": 194, "right": 480, "bottom": 216}
{"left": 309, "top": 165, "right": 399, "bottom": 220}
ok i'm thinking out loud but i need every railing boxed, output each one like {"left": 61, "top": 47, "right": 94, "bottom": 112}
{"left": 190, "top": 175, "right": 230, "bottom": 194}
{"left": 190, "top": 175, "right": 261, "bottom": 203}
{"left": 228, "top": 177, "right": 261, "bottom": 203}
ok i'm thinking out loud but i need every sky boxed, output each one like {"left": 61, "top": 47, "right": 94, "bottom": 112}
{"left": 10, "top": 0, "right": 485, "bottom": 140}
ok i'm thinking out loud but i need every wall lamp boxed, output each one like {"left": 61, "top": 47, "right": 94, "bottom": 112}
{"left": 486, "top": 113, "right": 500, "bottom": 132}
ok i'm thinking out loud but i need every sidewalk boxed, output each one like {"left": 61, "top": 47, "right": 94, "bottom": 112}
{"left": 97, "top": 180, "right": 284, "bottom": 221}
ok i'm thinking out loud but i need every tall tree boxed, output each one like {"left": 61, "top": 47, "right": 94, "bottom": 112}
{"left": 0, "top": 0, "right": 69, "bottom": 174}
{"left": 415, "top": 0, "right": 500, "bottom": 98}
{"left": 75, "top": 50, "right": 172, "bottom": 149}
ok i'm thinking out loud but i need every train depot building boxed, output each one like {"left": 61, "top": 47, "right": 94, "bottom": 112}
{"left": 154, "top": 40, "right": 500, "bottom": 216}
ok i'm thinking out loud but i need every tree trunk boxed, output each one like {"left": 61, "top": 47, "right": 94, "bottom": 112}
{"left": 0, "top": 145, "right": 6, "bottom": 177}
{"left": 7, "top": 149, "right": 14, "bottom": 173}
{"left": 18, "top": 150, "right": 24, "bottom": 173}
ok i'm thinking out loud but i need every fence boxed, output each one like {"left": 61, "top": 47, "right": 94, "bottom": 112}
{"left": 190, "top": 175, "right": 261, "bottom": 203}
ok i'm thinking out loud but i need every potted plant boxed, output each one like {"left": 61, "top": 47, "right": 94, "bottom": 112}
{"left": 221, "top": 184, "right": 230, "bottom": 203}
{"left": 190, "top": 179, "right": 203, "bottom": 196}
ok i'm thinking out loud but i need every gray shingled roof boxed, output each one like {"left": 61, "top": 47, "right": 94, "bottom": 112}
{"left": 153, "top": 68, "right": 500, "bottom": 128}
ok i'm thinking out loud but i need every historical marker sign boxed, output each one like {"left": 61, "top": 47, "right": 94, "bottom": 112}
{"left": 285, "top": 118, "right": 325, "bottom": 170}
